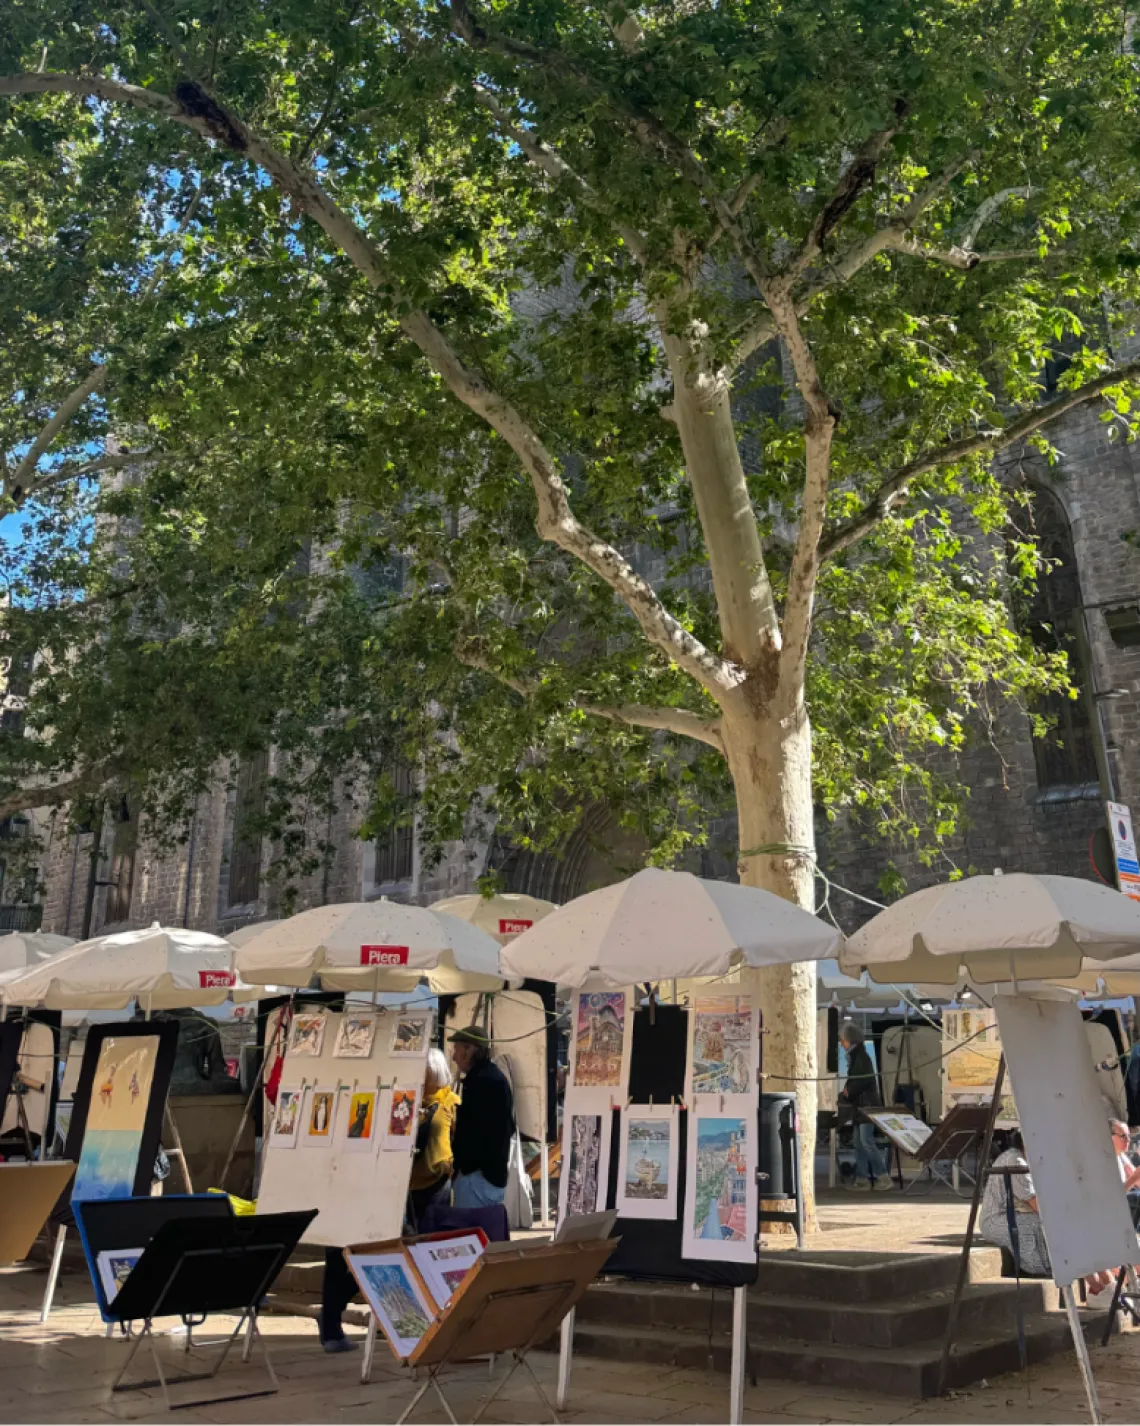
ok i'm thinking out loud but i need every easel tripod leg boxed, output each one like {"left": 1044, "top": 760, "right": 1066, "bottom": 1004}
{"left": 361, "top": 1312, "right": 378, "bottom": 1385}
{"left": 556, "top": 1308, "right": 574, "bottom": 1411}
{"left": 40, "top": 1224, "right": 66, "bottom": 1323}
{"left": 519, "top": 1350, "right": 562, "bottom": 1424}
{"left": 1062, "top": 1283, "right": 1103, "bottom": 1425}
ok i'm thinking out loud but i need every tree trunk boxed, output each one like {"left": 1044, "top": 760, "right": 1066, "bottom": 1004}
{"left": 722, "top": 695, "right": 820, "bottom": 1232}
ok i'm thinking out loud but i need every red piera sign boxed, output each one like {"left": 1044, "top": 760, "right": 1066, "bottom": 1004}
{"left": 499, "top": 919, "right": 533, "bottom": 937}
{"left": 360, "top": 945, "right": 410, "bottom": 966}
{"left": 198, "top": 970, "right": 236, "bottom": 989}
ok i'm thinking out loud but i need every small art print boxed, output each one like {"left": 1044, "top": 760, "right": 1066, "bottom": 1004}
{"left": 408, "top": 1232, "right": 486, "bottom": 1308}
{"left": 690, "top": 995, "right": 754, "bottom": 1097}
{"left": 339, "top": 1089, "right": 379, "bottom": 1152}
{"left": 271, "top": 1088, "right": 303, "bottom": 1147}
{"left": 304, "top": 1087, "right": 336, "bottom": 1146}
{"left": 559, "top": 1109, "right": 611, "bottom": 1220}
{"left": 682, "top": 1116, "right": 755, "bottom": 1264}
{"left": 573, "top": 991, "right": 627, "bottom": 1089}
{"left": 616, "top": 1106, "right": 678, "bottom": 1220}
{"left": 390, "top": 1015, "right": 430, "bottom": 1058}
{"left": 349, "top": 1253, "right": 434, "bottom": 1359}
{"left": 96, "top": 1247, "right": 143, "bottom": 1305}
{"left": 384, "top": 1086, "right": 419, "bottom": 1149}
{"left": 289, "top": 1013, "right": 327, "bottom": 1059}
{"left": 333, "top": 1015, "right": 378, "bottom": 1059}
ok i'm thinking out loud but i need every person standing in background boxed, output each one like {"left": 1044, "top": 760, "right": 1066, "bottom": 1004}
{"left": 839, "top": 1022, "right": 892, "bottom": 1192}
{"left": 408, "top": 1047, "right": 461, "bottom": 1226}
{"left": 448, "top": 1026, "right": 514, "bottom": 1208}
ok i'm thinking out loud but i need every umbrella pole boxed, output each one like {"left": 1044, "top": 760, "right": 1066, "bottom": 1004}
{"left": 936, "top": 1053, "right": 1006, "bottom": 1395}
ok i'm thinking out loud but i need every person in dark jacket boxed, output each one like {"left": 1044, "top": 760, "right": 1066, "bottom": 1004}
{"left": 448, "top": 1025, "right": 514, "bottom": 1208}
{"left": 839, "top": 1023, "right": 892, "bottom": 1192}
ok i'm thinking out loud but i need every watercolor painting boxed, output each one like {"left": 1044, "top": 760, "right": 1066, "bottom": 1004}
{"left": 333, "top": 1015, "right": 378, "bottom": 1059}
{"left": 72, "top": 1036, "right": 158, "bottom": 1201}
{"left": 690, "top": 996, "right": 753, "bottom": 1096}
{"left": 383, "top": 1086, "right": 419, "bottom": 1149}
{"left": 271, "top": 1089, "right": 302, "bottom": 1147}
{"left": 352, "top": 1255, "right": 434, "bottom": 1358}
{"left": 96, "top": 1247, "right": 143, "bottom": 1304}
{"left": 573, "top": 991, "right": 627, "bottom": 1088}
{"left": 340, "top": 1089, "right": 378, "bottom": 1152}
{"left": 390, "top": 1015, "right": 430, "bottom": 1058}
{"left": 691, "top": 1118, "right": 749, "bottom": 1244}
{"left": 304, "top": 1087, "right": 336, "bottom": 1145}
{"left": 408, "top": 1233, "right": 485, "bottom": 1307}
{"left": 289, "top": 1013, "right": 327, "bottom": 1058}
{"left": 623, "top": 1119, "right": 670, "bottom": 1200}
{"left": 563, "top": 1113, "right": 603, "bottom": 1216}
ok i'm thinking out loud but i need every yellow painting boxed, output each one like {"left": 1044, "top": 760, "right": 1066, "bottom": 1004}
{"left": 73, "top": 1035, "right": 159, "bottom": 1201}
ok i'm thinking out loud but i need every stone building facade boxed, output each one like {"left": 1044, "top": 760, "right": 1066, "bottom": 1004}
{"left": 27, "top": 380, "right": 1140, "bottom": 942}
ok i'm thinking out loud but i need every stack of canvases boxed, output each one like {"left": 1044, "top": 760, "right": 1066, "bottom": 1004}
{"left": 559, "top": 988, "right": 760, "bottom": 1264}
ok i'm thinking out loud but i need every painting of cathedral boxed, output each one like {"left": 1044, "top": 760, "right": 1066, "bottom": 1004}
{"left": 573, "top": 991, "right": 627, "bottom": 1088}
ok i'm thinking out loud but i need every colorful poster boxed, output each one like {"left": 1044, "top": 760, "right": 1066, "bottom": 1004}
{"left": 942, "top": 1007, "right": 1017, "bottom": 1124}
{"left": 349, "top": 1252, "right": 434, "bottom": 1359}
{"left": 681, "top": 1114, "right": 757, "bottom": 1264}
{"left": 616, "top": 1105, "right": 678, "bottom": 1220}
{"left": 303, "top": 1086, "right": 337, "bottom": 1146}
{"left": 337, "top": 1088, "right": 379, "bottom": 1153}
{"left": 572, "top": 991, "right": 629, "bottom": 1090}
{"left": 688, "top": 995, "right": 755, "bottom": 1098}
{"left": 557, "top": 1097, "right": 612, "bottom": 1220}
{"left": 390, "top": 1015, "right": 431, "bottom": 1058}
{"left": 289, "top": 1013, "right": 327, "bottom": 1058}
{"left": 408, "top": 1233, "right": 485, "bottom": 1308}
{"left": 383, "top": 1085, "right": 420, "bottom": 1149}
{"left": 72, "top": 1035, "right": 158, "bottom": 1201}
{"left": 271, "top": 1087, "right": 303, "bottom": 1148}
{"left": 865, "top": 1110, "right": 932, "bottom": 1159}
{"left": 333, "top": 1015, "right": 378, "bottom": 1059}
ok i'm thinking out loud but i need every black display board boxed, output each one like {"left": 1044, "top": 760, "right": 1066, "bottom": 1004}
{"left": 74, "top": 1193, "right": 233, "bottom": 1319}
{"left": 0, "top": 1010, "right": 64, "bottom": 1151}
{"left": 0, "top": 1020, "right": 21, "bottom": 1135}
{"left": 53, "top": 1020, "right": 179, "bottom": 1224}
{"left": 600, "top": 1005, "right": 760, "bottom": 1288}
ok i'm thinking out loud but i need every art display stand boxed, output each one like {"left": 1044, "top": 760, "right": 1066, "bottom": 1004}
{"left": 557, "top": 1003, "right": 780, "bottom": 1426}
{"left": 256, "top": 1006, "right": 431, "bottom": 1247}
{"left": 0, "top": 1161, "right": 75, "bottom": 1263}
{"left": 75, "top": 1199, "right": 315, "bottom": 1411}
{"left": 913, "top": 1103, "right": 992, "bottom": 1196}
{"left": 41, "top": 1020, "right": 179, "bottom": 1323}
{"left": 395, "top": 1239, "right": 616, "bottom": 1425}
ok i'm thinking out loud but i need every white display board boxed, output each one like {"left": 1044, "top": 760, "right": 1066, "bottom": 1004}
{"left": 447, "top": 991, "right": 549, "bottom": 1144}
{"left": 257, "top": 1008, "right": 429, "bottom": 1247}
{"left": 994, "top": 992, "right": 1138, "bottom": 1286}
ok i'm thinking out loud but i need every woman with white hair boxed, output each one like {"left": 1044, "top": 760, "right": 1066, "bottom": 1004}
{"left": 408, "top": 1047, "right": 460, "bottom": 1226}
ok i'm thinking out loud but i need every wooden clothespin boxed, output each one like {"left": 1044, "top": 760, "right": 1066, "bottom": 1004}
{"left": 649, "top": 1094, "right": 654, "bottom": 1108}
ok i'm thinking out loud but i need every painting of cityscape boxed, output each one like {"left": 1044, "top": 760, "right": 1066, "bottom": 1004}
{"left": 689, "top": 1117, "right": 750, "bottom": 1247}
{"left": 352, "top": 1253, "right": 434, "bottom": 1359}
{"left": 573, "top": 991, "right": 627, "bottom": 1088}
{"left": 563, "top": 1112, "right": 604, "bottom": 1216}
{"left": 690, "top": 996, "right": 753, "bottom": 1096}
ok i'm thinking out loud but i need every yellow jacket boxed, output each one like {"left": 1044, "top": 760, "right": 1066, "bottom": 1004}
{"left": 409, "top": 1086, "right": 460, "bottom": 1190}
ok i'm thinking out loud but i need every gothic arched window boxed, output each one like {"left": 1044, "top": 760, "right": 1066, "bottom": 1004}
{"left": 1019, "top": 487, "right": 1099, "bottom": 789}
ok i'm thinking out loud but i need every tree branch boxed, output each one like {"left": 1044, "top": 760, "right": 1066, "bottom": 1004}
{"left": 8, "top": 451, "right": 142, "bottom": 506}
{"left": 0, "top": 766, "right": 113, "bottom": 821}
{"left": 457, "top": 646, "right": 726, "bottom": 752}
{"left": 821, "top": 357, "right": 1140, "bottom": 559}
{"left": 959, "top": 185, "right": 1032, "bottom": 250}
{"left": 8, "top": 365, "right": 107, "bottom": 501}
{"left": 0, "top": 71, "right": 738, "bottom": 700}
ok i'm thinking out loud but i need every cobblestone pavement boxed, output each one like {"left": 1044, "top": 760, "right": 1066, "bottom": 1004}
{"left": 3, "top": 1190, "right": 1137, "bottom": 1425}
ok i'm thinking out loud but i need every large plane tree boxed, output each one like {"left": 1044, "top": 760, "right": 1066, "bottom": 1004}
{"left": 4, "top": 0, "right": 1140, "bottom": 1211}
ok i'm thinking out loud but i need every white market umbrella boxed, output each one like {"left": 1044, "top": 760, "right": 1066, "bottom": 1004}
{"left": 225, "top": 920, "right": 281, "bottom": 948}
{"left": 431, "top": 893, "right": 557, "bottom": 945}
{"left": 0, "top": 922, "right": 246, "bottom": 1011}
{"left": 234, "top": 901, "right": 503, "bottom": 994}
{"left": 841, "top": 873, "right": 1140, "bottom": 985}
{"left": 0, "top": 931, "right": 74, "bottom": 990}
{"left": 500, "top": 867, "right": 841, "bottom": 988}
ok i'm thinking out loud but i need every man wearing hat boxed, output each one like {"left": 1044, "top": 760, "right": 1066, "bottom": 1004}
{"left": 448, "top": 1025, "right": 515, "bottom": 1208}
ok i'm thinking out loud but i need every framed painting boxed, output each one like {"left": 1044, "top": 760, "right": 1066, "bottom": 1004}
{"left": 347, "top": 1249, "right": 434, "bottom": 1359}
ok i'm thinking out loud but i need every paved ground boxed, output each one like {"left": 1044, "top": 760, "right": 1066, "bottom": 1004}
{"left": 3, "top": 1189, "right": 1138, "bottom": 1424}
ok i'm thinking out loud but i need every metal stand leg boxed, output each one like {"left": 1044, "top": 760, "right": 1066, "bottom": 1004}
{"left": 241, "top": 1310, "right": 256, "bottom": 1364}
{"left": 361, "top": 1312, "right": 378, "bottom": 1385}
{"left": 40, "top": 1224, "right": 66, "bottom": 1323}
{"left": 829, "top": 1125, "right": 837, "bottom": 1189}
{"left": 540, "top": 1143, "right": 551, "bottom": 1228}
{"left": 556, "top": 1308, "right": 574, "bottom": 1411}
{"left": 730, "top": 1285, "right": 746, "bottom": 1425}
{"left": 1062, "top": 1283, "right": 1103, "bottom": 1425}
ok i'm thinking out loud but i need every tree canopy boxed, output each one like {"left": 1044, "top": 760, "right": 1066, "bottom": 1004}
{"left": 2, "top": 0, "right": 1140, "bottom": 902}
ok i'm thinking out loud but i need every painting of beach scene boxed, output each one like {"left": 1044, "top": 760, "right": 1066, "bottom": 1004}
{"left": 681, "top": 1116, "right": 755, "bottom": 1262}
{"left": 690, "top": 996, "right": 754, "bottom": 1097}
{"left": 71, "top": 1036, "right": 158, "bottom": 1201}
